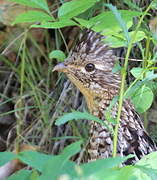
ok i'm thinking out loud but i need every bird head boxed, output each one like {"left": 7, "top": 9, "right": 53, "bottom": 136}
{"left": 53, "top": 30, "right": 121, "bottom": 111}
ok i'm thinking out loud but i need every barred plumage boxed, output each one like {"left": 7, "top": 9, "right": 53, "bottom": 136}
{"left": 53, "top": 29, "right": 156, "bottom": 164}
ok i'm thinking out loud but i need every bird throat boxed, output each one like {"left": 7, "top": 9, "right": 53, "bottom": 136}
{"left": 67, "top": 73, "right": 116, "bottom": 118}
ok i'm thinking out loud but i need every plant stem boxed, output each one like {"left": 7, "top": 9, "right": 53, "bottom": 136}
{"left": 112, "top": 2, "right": 154, "bottom": 157}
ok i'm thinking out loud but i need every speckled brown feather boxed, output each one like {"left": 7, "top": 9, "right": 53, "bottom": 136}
{"left": 54, "top": 29, "right": 157, "bottom": 164}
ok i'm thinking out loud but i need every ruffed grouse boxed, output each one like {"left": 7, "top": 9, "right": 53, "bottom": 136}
{"left": 53, "top": 29, "right": 156, "bottom": 164}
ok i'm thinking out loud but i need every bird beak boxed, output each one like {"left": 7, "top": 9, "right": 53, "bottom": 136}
{"left": 52, "top": 63, "right": 67, "bottom": 72}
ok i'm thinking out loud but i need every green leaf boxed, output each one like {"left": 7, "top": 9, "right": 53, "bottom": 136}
{"left": 55, "top": 111, "right": 115, "bottom": 137}
{"left": 31, "top": 19, "right": 77, "bottom": 29}
{"left": 6, "top": 170, "right": 31, "bottom": 180}
{"left": 61, "top": 140, "right": 82, "bottom": 158}
{"left": 75, "top": 10, "right": 143, "bottom": 48}
{"left": 130, "top": 67, "right": 144, "bottom": 79}
{"left": 134, "top": 166, "right": 157, "bottom": 180}
{"left": 135, "top": 152, "right": 157, "bottom": 180}
{"left": 38, "top": 160, "right": 76, "bottom": 180}
{"left": 12, "top": 11, "right": 54, "bottom": 25}
{"left": 8, "top": 0, "right": 50, "bottom": 13}
{"left": 88, "top": 10, "right": 142, "bottom": 35}
{"left": 88, "top": 168, "right": 120, "bottom": 180}
{"left": 58, "top": 0, "right": 98, "bottom": 19}
{"left": 117, "top": 166, "right": 145, "bottom": 180}
{"left": 130, "top": 30, "right": 146, "bottom": 43}
{"left": 104, "top": 4, "right": 130, "bottom": 44}
{"left": 17, "top": 151, "right": 52, "bottom": 172}
{"left": 131, "top": 85, "right": 154, "bottom": 113}
{"left": 55, "top": 111, "right": 104, "bottom": 126}
{"left": 49, "top": 50, "right": 66, "bottom": 61}
{"left": 151, "top": 1, "right": 157, "bottom": 10}
{"left": 104, "top": 31, "right": 145, "bottom": 48}
{"left": 38, "top": 141, "right": 82, "bottom": 180}
{"left": 0, "top": 152, "right": 16, "bottom": 166}
{"left": 104, "top": 35, "right": 126, "bottom": 48}
{"left": 74, "top": 17, "right": 92, "bottom": 28}
{"left": 136, "top": 152, "right": 157, "bottom": 170}
{"left": 80, "top": 155, "right": 134, "bottom": 178}
{"left": 130, "top": 67, "right": 156, "bottom": 80}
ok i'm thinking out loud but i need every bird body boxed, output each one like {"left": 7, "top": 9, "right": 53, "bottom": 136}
{"left": 53, "top": 30, "right": 156, "bottom": 164}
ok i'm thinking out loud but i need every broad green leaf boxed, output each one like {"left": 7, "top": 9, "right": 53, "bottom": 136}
{"left": 61, "top": 140, "right": 82, "bottom": 158}
{"left": 74, "top": 17, "right": 93, "bottom": 28}
{"left": 17, "top": 151, "right": 52, "bottom": 172}
{"left": 117, "top": 166, "right": 150, "bottom": 180}
{"left": 134, "top": 166, "right": 157, "bottom": 180}
{"left": 6, "top": 170, "right": 31, "bottom": 180}
{"left": 58, "top": 0, "right": 98, "bottom": 19}
{"left": 145, "top": 81, "right": 157, "bottom": 93}
{"left": 38, "top": 160, "right": 76, "bottom": 180}
{"left": 49, "top": 50, "right": 66, "bottom": 61}
{"left": 136, "top": 152, "right": 157, "bottom": 170}
{"left": 31, "top": 19, "right": 77, "bottom": 29}
{"left": 9, "top": 0, "right": 50, "bottom": 13}
{"left": 124, "top": 81, "right": 143, "bottom": 99}
{"left": 130, "top": 67, "right": 144, "bottom": 79}
{"left": 89, "top": 10, "right": 142, "bottom": 35}
{"left": 105, "top": 4, "right": 130, "bottom": 44}
{"left": 135, "top": 152, "right": 157, "bottom": 180}
{"left": 104, "top": 31, "right": 145, "bottom": 48}
{"left": 0, "top": 152, "right": 15, "bottom": 166}
{"left": 151, "top": 1, "right": 157, "bottom": 10}
{"left": 104, "top": 35, "right": 126, "bottom": 48}
{"left": 143, "top": 72, "right": 157, "bottom": 81}
{"left": 130, "top": 30, "right": 146, "bottom": 43}
{"left": 38, "top": 141, "right": 82, "bottom": 180}
{"left": 55, "top": 111, "right": 104, "bottom": 126}
{"left": 12, "top": 11, "right": 54, "bottom": 25}
{"left": 131, "top": 85, "right": 153, "bottom": 113}
{"left": 80, "top": 155, "right": 134, "bottom": 177}
{"left": 130, "top": 67, "right": 156, "bottom": 80}
{"left": 87, "top": 168, "right": 119, "bottom": 180}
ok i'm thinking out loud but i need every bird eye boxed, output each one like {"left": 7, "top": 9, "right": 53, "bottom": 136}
{"left": 85, "top": 63, "right": 95, "bottom": 72}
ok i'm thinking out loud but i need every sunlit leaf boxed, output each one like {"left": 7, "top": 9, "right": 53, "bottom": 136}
{"left": 55, "top": 111, "right": 103, "bottom": 126}
{"left": 81, "top": 155, "right": 134, "bottom": 177}
{"left": 49, "top": 50, "right": 66, "bottom": 61}
{"left": 17, "top": 151, "right": 52, "bottom": 172}
{"left": 89, "top": 10, "right": 142, "bottom": 35}
{"left": 6, "top": 170, "right": 31, "bottom": 180}
{"left": 38, "top": 141, "right": 82, "bottom": 180}
{"left": 12, "top": 11, "right": 53, "bottom": 25}
{"left": 136, "top": 152, "right": 157, "bottom": 180}
{"left": 8, "top": 0, "right": 50, "bottom": 13}
{"left": 131, "top": 85, "right": 153, "bottom": 113}
{"left": 58, "top": 0, "right": 98, "bottom": 19}
{"left": 104, "top": 4, "right": 130, "bottom": 44}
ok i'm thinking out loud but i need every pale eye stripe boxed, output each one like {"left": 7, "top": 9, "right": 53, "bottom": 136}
{"left": 95, "top": 64, "right": 105, "bottom": 71}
